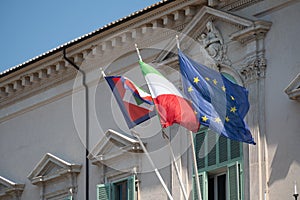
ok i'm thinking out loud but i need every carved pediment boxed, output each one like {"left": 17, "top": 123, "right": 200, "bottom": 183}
{"left": 28, "top": 153, "right": 81, "bottom": 185}
{"left": 156, "top": 6, "right": 271, "bottom": 62}
{"left": 285, "top": 73, "right": 300, "bottom": 101}
{"left": 0, "top": 176, "right": 24, "bottom": 198}
{"left": 88, "top": 129, "right": 143, "bottom": 164}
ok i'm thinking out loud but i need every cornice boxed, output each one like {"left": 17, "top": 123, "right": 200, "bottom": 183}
{"left": 0, "top": 0, "right": 204, "bottom": 108}
{"left": 0, "top": 46, "right": 90, "bottom": 107}
{"left": 0, "top": 176, "right": 24, "bottom": 198}
{"left": 230, "top": 20, "right": 272, "bottom": 44}
{"left": 209, "top": 0, "right": 264, "bottom": 11}
{"left": 284, "top": 73, "right": 300, "bottom": 101}
{"left": 28, "top": 153, "right": 82, "bottom": 185}
{"left": 155, "top": 6, "right": 268, "bottom": 63}
{"left": 88, "top": 129, "right": 143, "bottom": 165}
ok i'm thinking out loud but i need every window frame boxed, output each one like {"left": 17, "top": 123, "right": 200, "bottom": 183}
{"left": 97, "top": 175, "right": 136, "bottom": 200}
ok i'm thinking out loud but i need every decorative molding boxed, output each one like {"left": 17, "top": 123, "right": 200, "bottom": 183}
{"left": 0, "top": 1, "right": 204, "bottom": 108}
{"left": 237, "top": 21, "right": 271, "bottom": 83}
{"left": 88, "top": 129, "right": 143, "bottom": 165}
{"left": 2, "top": 1, "right": 269, "bottom": 107}
{"left": 28, "top": 153, "right": 81, "bottom": 184}
{"left": 28, "top": 153, "right": 81, "bottom": 200}
{"left": 230, "top": 20, "right": 272, "bottom": 44}
{"left": 199, "top": 21, "right": 232, "bottom": 65}
{"left": 209, "top": 0, "right": 264, "bottom": 11}
{"left": 0, "top": 50, "right": 88, "bottom": 107}
{"left": 240, "top": 56, "right": 267, "bottom": 82}
{"left": 0, "top": 176, "right": 24, "bottom": 200}
{"left": 155, "top": 6, "right": 267, "bottom": 62}
{"left": 284, "top": 73, "right": 300, "bottom": 101}
{"left": 104, "top": 167, "right": 138, "bottom": 183}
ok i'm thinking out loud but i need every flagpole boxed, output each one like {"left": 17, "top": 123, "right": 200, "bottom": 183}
{"left": 135, "top": 44, "right": 143, "bottom": 62}
{"left": 176, "top": 35, "right": 180, "bottom": 50}
{"left": 100, "top": 67, "right": 106, "bottom": 78}
{"left": 131, "top": 130, "right": 174, "bottom": 200}
{"left": 176, "top": 35, "right": 203, "bottom": 200}
{"left": 135, "top": 43, "right": 192, "bottom": 199}
{"left": 189, "top": 131, "right": 202, "bottom": 200}
{"left": 163, "top": 129, "right": 189, "bottom": 200}
{"left": 102, "top": 66, "right": 174, "bottom": 199}
{"left": 134, "top": 44, "right": 176, "bottom": 199}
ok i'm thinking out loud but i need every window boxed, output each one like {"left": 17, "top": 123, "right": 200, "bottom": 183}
{"left": 208, "top": 173, "right": 227, "bottom": 200}
{"left": 97, "top": 176, "right": 136, "bottom": 200}
{"left": 114, "top": 180, "right": 128, "bottom": 200}
{"left": 193, "top": 162, "right": 242, "bottom": 200}
{"left": 195, "top": 129, "right": 242, "bottom": 170}
{"left": 193, "top": 129, "right": 243, "bottom": 200}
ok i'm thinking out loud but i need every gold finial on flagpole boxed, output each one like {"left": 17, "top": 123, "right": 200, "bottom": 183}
{"left": 135, "top": 44, "right": 143, "bottom": 62}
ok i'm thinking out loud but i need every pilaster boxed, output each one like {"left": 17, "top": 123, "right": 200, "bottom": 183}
{"left": 236, "top": 23, "right": 270, "bottom": 200}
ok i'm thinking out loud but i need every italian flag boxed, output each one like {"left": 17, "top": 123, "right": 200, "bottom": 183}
{"left": 139, "top": 61, "right": 200, "bottom": 132}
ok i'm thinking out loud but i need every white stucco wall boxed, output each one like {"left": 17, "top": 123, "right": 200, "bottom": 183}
{"left": 264, "top": 2, "right": 300, "bottom": 199}
{"left": 1, "top": 1, "right": 300, "bottom": 200}
{"left": 0, "top": 91, "right": 86, "bottom": 199}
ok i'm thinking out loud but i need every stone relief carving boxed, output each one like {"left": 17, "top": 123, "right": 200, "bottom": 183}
{"left": 240, "top": 56, "right": 267, "bottom": 83}
{"left": 199, "top": 21, "right": 232, "bottom": 66}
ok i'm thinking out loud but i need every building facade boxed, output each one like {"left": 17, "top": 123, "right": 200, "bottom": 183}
{"left": 0, "top": 0, "right": 299, "bottom": 199}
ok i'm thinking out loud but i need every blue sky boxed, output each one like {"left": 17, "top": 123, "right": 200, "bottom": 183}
{"left": 0, "top": 0, "right": 159, "bottom": 73}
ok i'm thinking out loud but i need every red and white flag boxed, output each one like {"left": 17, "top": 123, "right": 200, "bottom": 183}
{"left": 139, "top": 61, "right": 200, "bottom": 132}
{"left": 105, "top": 75, "right": 156, "bottom": 129}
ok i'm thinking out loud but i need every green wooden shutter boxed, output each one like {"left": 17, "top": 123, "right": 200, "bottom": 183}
{"left": 195, "top": 132, "right": 206, "bottom": 169}
{"left": 227, "top": 162, "right": 241, "bottom": 200}
{"left": 193, "top": 176, "right": 198, "bottom": 200}
{"left": 230, "top": 140, "right": 241, "bottom": 159}
{"left": 218, "top": 135, "right": 228, "bottom": 163}
{"left": 127, "top": 175, "right": 136, "bottom": 200}
{"left": 97, "top": 183, "right": 111, "bottom": 200}
{"left": 207, "top": 131, "right": 216, "bottom": 166}
{"left": 193, "top": 172, "right": 207, "bottom": 200}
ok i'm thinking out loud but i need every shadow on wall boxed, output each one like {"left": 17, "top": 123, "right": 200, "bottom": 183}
{"left": 268, "top": 100, "right": 300, "bottom": 186}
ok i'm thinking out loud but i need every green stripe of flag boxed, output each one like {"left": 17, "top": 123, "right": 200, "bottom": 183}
{"left": 139, "top": 61, "right": 163, "bottom": 77}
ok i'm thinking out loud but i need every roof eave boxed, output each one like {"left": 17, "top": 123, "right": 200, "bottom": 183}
{"left": 0, "top": 0, "right": 175, "bottom": 78}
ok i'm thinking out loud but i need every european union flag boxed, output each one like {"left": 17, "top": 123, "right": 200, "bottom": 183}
{"left": 178, "top": 50, "right": 255, "bottom": 145}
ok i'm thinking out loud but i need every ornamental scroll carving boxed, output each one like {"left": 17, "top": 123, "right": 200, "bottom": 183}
{"left": 199, "top": 21, "right": 232, "bottom": 66}
{"left": 240, "top": 56, "right": 267, "bottom": 82}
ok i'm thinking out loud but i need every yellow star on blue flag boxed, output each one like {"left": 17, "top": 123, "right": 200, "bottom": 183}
{"left": 178, "top": 50, "right": 255, "bottom": 145}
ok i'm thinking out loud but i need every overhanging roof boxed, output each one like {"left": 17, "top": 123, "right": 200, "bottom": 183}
{"left": 0, "top": 0, "right": 174, "bottom": 78}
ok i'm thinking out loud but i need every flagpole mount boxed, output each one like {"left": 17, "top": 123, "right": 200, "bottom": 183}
{"left": 293, "top": 194, "right": 299, "bottom": 200}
